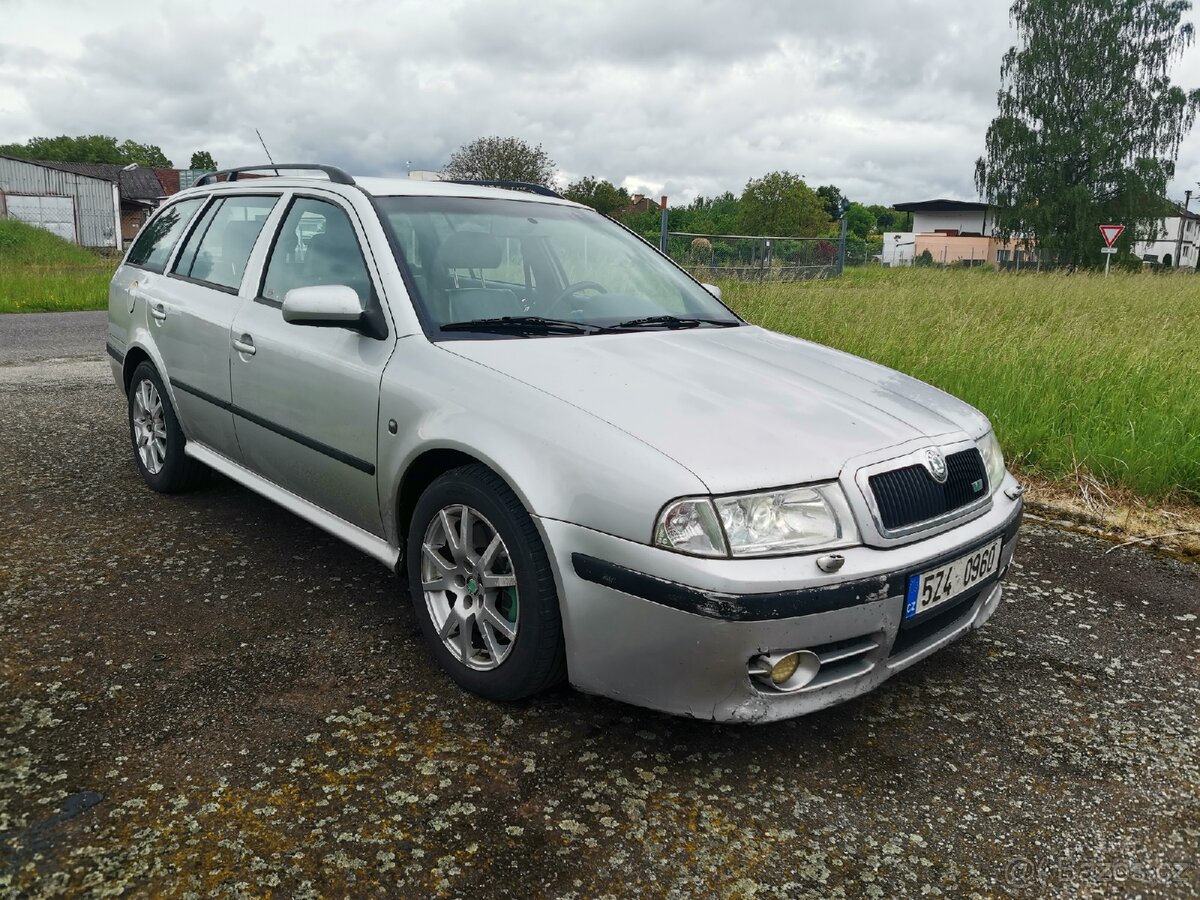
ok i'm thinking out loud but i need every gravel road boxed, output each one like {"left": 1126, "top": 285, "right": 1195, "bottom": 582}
{"left": 1, "top": 357, "right": 1197, "bottom": 898}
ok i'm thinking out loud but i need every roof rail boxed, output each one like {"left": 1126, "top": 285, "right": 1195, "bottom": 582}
{"left": 445, "top": 179, "right": 562, "bottom": 199}
{"left": 195, "top": 164, "right": 355, "bottom": 187}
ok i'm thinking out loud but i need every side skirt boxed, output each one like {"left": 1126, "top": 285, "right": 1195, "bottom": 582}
{"left": 184, "top": 442, "right": 401, "bottom": 570}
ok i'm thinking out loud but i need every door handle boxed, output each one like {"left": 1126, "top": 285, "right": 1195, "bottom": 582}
{"left": 150, "top": 303, "right": 167, "bottom": 321}
{"left": 232, "top": 335, "right": 256, "bottom": 356}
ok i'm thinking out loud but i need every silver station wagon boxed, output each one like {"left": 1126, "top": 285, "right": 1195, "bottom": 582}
{"left": 107, "top": 164, "right": 1023, "bottom": 723}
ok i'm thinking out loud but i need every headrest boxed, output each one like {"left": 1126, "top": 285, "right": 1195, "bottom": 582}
{"left": 436, "top": 230, "right": 502, "bottom": 270}
{"left": 307, "top": 218, "right": 358, "bottom": 255}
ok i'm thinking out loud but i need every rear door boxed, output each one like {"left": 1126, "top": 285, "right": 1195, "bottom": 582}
{"left": 228, "top": 193, "right": 394, "bottom": 535}
{"left": 110, "top": 196, "right": 204, "bottom": 353}
{"left": 147, "top": 193, "right": 280, "bottom": 459}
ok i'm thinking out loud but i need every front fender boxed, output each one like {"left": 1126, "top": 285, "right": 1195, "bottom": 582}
{"left": 377, "top": 340, "right": 707, "bottom": 547}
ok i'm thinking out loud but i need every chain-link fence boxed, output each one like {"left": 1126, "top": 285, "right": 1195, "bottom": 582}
{"left": 665, "top": 231, "right": 882, "bottom": 281}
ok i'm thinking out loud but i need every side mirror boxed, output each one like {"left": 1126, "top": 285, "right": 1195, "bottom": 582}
{"left": 701, "top": 283, "right": 722, "bottom": 301}
{"left": 282, "top": 285, "right": 366, "bottom": 328}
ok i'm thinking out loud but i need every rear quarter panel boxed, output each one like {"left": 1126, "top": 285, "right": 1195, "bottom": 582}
{"left": 107, "top": 264, "right": 137, "bottom": 365}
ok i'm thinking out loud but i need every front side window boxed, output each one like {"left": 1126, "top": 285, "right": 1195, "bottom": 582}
{"left": 261, "top": 197, "right": 373, "bottom": 304}
{"left": 172, "top": 195, "right": 278, "bottom": 291}
{"left": 125, "top": 198, "right": 205, "bottom": 273}
{"left": 375, "top": 196, "right": 740, "bottom": 336}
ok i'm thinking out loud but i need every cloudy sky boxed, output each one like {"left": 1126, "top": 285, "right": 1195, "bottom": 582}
{"left": 4, "top": 0, "right": 1200, "bottom": 206}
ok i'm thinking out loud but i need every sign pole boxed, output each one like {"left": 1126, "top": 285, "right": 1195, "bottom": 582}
{"left": 1098, "top": 224, "right": 1125, "bottom": 276}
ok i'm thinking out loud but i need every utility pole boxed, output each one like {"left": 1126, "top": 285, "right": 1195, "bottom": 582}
{"left": 1174, "top": 189, "right": 1193, "bottom": 268}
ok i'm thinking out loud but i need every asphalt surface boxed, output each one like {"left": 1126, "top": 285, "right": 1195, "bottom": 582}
{"left": 0, "top": 311, "right": 107, "bottom": 366}
{"left": 0, "top": 354, "right": 1197, "bottom": 898}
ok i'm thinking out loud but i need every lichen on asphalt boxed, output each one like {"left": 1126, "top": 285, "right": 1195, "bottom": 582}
{"left": 1, "top": 361, "right": 1197, "bottom": 897}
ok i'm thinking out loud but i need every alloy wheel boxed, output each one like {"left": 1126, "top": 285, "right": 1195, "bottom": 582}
{"left": 420, "top": 504, "right": 519, "bottom": 671}
{"left": 132, "top": 378, "right": 168, "bottom": 475}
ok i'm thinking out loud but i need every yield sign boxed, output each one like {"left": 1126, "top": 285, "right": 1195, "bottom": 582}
{"left": 1099, "top": 224, "right": 1125, "bottom": 247}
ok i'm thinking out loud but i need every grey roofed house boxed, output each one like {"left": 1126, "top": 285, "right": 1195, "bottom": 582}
{"left": 32, "top": 160, "right": 168, "bottom": 244}
{"left": 32, "top": 160, "right": 166, "bottom": 204}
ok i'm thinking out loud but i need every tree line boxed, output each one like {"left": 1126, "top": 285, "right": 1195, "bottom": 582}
{"left": 0, "top": 135, "right": 218, "bottom": 171}
{"left": 442, "top": 135, "right": 907, "bottom": 243}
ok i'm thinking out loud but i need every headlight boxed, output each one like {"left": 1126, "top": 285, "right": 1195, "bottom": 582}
{"left": 977, "top": 430, "right": 1006, "bottom": 494}
{"left": 654, "top": 485, "right": 854, "bottom": 558}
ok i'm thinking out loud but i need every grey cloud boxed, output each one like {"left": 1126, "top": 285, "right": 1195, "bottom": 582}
{"left": 2, "top": 0, "right": 1198, "bottom": 205}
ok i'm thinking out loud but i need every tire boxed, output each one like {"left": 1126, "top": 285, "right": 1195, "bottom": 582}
{"left": 127, "top": 361, "right": 206, "bottom": 493}
{"left": 406, "top": 463, "right": 567, "bottom": 701}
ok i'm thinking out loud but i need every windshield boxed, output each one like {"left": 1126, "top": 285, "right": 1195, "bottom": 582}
{"left": 376, "top": 195, "right": 741, "bottom": 336}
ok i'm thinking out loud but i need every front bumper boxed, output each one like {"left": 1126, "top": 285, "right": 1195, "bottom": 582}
{"left": 539, "top": 476, "right": 1024, "bottom": 723}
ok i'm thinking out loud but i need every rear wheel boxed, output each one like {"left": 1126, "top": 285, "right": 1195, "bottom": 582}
{"left": 407, "top": 464, "right": 566, "bottom": 701}
{"left": 127, "top": 362, "right": 206, "bottom": 492}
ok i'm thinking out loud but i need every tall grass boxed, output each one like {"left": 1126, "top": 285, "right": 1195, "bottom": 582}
{"left": 722, "top": 267, "right": 1200, "bottom": 502}
{"left": 0, "top": 219, "right": 115, "bottom": 313}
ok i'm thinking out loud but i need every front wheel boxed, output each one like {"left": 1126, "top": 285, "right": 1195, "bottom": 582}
{"left": 406, "top": 464, "right": 566, "bottom": 701}
{"left": 127, "top": 362, "right": 206, "bottom": 493}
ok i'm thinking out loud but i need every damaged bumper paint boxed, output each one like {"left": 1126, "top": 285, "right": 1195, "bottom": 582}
{"left": 537, "top": 483, "right": 1023, "bottom": 723}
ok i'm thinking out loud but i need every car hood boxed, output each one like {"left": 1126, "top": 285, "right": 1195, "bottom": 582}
{"left": 443, "top": 325, "right": 990, "bottom": 494}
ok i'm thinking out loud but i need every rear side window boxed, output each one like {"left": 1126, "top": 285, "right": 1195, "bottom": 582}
{"left": 260, "top": 197, "right": 372, "bottom": 303}
{"left": 125, "top": 198, "right": 205, "bottom": 273}
{"left": 172, "top": 195, "right": 278, "bottom": 291}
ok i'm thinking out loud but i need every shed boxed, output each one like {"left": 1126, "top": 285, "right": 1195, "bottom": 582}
{"left": 0, "top": 154, "right": 121, "bottom": 248}
{"left": 31, "top": 161, "right": 168, "bottom": 244}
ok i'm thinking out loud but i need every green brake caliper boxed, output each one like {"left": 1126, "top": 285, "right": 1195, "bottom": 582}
{"left": 498, "top": 587, "right": 519, "bottom": 623}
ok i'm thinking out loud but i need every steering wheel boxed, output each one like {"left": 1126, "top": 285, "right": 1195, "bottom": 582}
{"left": 545, "top": 281, "right": 608, "bottom": 317}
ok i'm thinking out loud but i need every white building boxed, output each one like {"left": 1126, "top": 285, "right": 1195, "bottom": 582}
{"left": 1130, "top": 203, "right": 1200, "bottom": 268}
{"left": 883, "top": 199, "right": 1002, "bottom": 268}
{"left": 896, "top": 199, "right": 995, "bottom": 236}
{"left": 884, "top": 196, "right": 1199, "bottom": 269}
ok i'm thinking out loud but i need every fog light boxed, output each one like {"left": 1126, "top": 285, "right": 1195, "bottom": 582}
{"left": 770, "top": 653, "right": 800, "bottom": 684}
{"left": 749, "top": 650, "right": 821, "bottom": 692}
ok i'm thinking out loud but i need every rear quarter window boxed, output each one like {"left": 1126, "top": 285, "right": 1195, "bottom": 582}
{"left": 125, "top": 198, "right": 205, "bottom": 273}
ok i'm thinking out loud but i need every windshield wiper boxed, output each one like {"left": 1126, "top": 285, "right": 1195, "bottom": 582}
{"left": 440, "top": 316, "right": 609, "bottom": 336}
{"left": 613, "top": 315, "right": 740, "bottom": 330}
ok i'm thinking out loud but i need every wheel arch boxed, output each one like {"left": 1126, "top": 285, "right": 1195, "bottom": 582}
{"left": 121, "top": 345, "right": 153, "bottom": 393}
{"left": 392, "top": 444, "right": 543, "bottom": 550}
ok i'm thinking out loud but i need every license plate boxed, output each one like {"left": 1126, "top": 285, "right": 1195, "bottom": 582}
{"left": 905, "top": 538, "right": 1001, "bottom": 619}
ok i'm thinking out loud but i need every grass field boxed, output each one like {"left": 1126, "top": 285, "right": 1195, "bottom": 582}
{"left": 721, "top": 268, "right": 1200, "bottom": 503}
{"left": 0, "top": 219, "right": 115, "bottom": 313}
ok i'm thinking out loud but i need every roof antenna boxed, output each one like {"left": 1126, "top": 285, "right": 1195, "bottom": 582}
{"left": 255, "top": 128, "right": 280, "bottom": 176}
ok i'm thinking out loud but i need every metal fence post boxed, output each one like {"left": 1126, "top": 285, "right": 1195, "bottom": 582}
{"left": 659, "top": 196, "right": 668, "bottom": 254}
{"left": 836, "top": 214, "right": 848, "bottom": 275}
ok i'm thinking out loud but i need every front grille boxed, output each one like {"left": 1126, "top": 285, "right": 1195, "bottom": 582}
{"left": 868, "top": 448, "right": 987, "bottom": 532}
